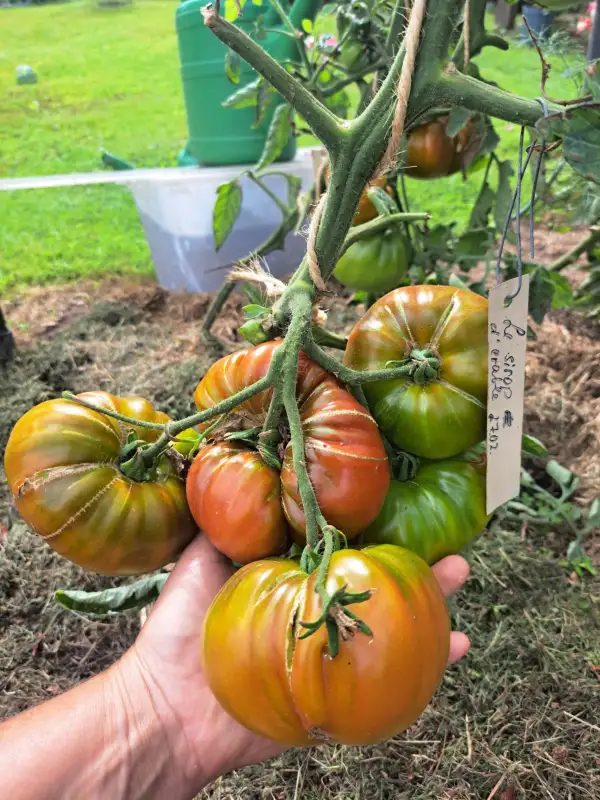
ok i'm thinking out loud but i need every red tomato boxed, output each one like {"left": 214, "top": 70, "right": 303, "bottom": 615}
{"left": 190, "top": 342, "right": 390, "bottom": 551}
{"left": 186, "top": 442, "right": 287, "bottom": 564}
{"left": 202, "top": 544, "right": 450, "bottom": 745}
{"left": 406, "top": 117, "right": 477, "bottom": 179}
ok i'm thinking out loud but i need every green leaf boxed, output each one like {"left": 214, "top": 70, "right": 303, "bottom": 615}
{"left": 446, "top": 106, "right": 471, "bottom": 138}
{"left": 547, "top": 271, "right": 573, "bottom": 308}
{"left": 225, "top": 49, "right": 241, "bottom": 85}
{"left": 222, "top": 78, "right": 261, "bottom": 109}
{"left": 494, "top": 159, "right": 515, "bottom": 234}
{"left": 301, "top": 18, "right": 312, "bottom": 33}
{"left": 284, "top": 174, "right": 302, "bottom": 209}
{"left": 213, "top": 180, "right": 243, "bottom": 251}
{"left": 366, "top": 185, "right": 398, "bottom": 216}
{"left": 55, "top": 574, "right": 168, "bottom": 618}
{"left": 536, "top": 103, "right": 600, "bottom": 185}
{"left": 449, "top": 273, "right": 469, "bottom": 290}
{"left": 253, "top": 79, "right": 276, "bottom": 129}
{"left": 522, "top": 434, "right": 548, "bottom": 459}
{"left": 455, "top": 228, "right": 492, "bottom": 268}
{"left": 469, "top": 184, "right": 495, "bottom": 229}
{"left": 546, "top": 459, "right": 577, "bottom": 494}
{"left": 242, "top": 303, "right": 271, "bottom": 319}
{"left": 529, "top": 268, "right": 555, "bottom": 325}
{"left": 256, "top": 104, "right": 293, "bottom": 171}
{"left": 239, "top": 318, "right": 269, "bottom": 345}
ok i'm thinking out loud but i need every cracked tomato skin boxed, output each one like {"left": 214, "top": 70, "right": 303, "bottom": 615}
{"left": 186, "top": 442, "right": 288, "bottom": 564}
{"left": 406, "top": 117, "right": 476, "bottom": 179}
{"left": 4, "top": 392, "right": 196, "bottom": 576}
{"left": 364, "top": 458, "right": 490, "bottom": 564}
{"left": 344, "top": 285, "right": 488, "bottom": 460}
{"left": 201, "top": 544, "right": 450, "bottom": 746}
{"left": 192, "top": 341, "right": 390, "bottom": 544}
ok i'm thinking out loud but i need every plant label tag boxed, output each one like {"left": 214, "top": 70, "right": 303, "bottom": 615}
{"left": 486, "top": 274, "right": 530, "bottom": 515}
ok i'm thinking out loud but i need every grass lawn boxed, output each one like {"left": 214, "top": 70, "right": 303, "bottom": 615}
{"left": 0, "top": 2, "right": 586, "bottom": 293}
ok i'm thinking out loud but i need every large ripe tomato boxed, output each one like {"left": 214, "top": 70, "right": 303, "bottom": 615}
{"left": 190, "top": 341, "right": 389, "bottom": 548}
{"left": 334, "top": 229, "right": 411, "bottom": 293}
{"left": 202, "top": 544, "right": 449, "bottom": 745}
{"left": 4, "top": 392, "right": 196, "bottom": 576}
{"left": 364, "top": 459, "right": 489, "bottom": 564}
{"left": 186, "top": 442, "right": 287, "bottom": 564}
{"left": 406, "top": 117, "right": 476, "bottom": 179}
{"left": 325, "top": 169, "right": 395, "bottom": 226}
{"left": 344, "top": 285, "right": 488, "bottom": 459}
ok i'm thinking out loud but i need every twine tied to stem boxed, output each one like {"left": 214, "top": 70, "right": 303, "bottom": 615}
{"left": 305, "top": 0, "right": 428, "bottom": 290}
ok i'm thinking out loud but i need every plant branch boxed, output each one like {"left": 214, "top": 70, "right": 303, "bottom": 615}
{"left": 246, "top": 172, "right": 289, "bottom": 215}
{"left": 451, "top": 0, "right": 508, "bottom": 67}
{"left": 338, "top": 211, "right": 429, "bottom": 257}
{"left": 266, "top": 0, "right": 312, "bottom": 78}
{"left": 549, "top": 227, "right": 600, "bottom": 272}
{"left": 203, "top": 5, "right": 342, "bottom": 151}
{"left": 435, "top": 66, "right": 559, "bottom": 127}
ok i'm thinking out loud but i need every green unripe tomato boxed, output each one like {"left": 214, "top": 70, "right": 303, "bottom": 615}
{"left": 334, "top": 229, "right": 411, "bottom": 293}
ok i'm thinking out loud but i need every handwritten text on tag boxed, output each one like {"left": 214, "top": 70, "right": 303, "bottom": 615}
{"left": 486, "top": 275, "right": 530, "bottom": 515}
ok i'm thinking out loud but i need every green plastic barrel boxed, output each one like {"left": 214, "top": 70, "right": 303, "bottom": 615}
{"left": 176, "top": 0, "right": 320, "bottom": 166}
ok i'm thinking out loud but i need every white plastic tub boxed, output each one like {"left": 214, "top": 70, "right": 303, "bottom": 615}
{"left": 129, "top": 148, "right": 315, "bottom": 292}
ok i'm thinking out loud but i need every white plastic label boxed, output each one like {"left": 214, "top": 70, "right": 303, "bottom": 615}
{"left": 486, "top": 274, "right": 530, "bottom": 515}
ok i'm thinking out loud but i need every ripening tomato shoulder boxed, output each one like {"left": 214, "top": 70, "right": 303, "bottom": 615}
{"left": 344, "top": 285, "right": 488, "bottom": 459}
{"left": 364, "top": 458, "right": 490, "bottom": 563}
{"left": 202, "top": 544, "right": 450, "bottom": 745}
{"left": 189, "top": 341, "right": 390, "bottom": 558}
{"left": 4, "top": 392, "right": 196, "bottom": 576}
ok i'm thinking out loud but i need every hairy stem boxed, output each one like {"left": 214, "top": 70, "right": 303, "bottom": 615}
{"left": 203, "top": 6, "right": 343, "bottom": 151}
{"left": 339, "top": 211, "right": 429, "bottom": 257}
{"left": 549, "top": 226, "right": 600, "bottom": 272}
{"left": 62, "top": 393, "right": 166, "bottom": 430}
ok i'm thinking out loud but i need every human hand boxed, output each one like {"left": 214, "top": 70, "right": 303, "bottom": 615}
{"left": 114, "top": 535, "right": 471, "bottom": 798}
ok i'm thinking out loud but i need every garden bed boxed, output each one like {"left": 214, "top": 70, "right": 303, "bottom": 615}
{"left": 1, "top": 276, "right": 599, "bottom": 799}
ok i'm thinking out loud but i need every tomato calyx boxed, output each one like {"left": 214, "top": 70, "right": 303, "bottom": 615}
{"left": 385, "top": 346, "right": 441, "bottom": 385}
{"left": 298, "top": 583, "right": 373, "bottom": 659}
{"left": 119, "top": 448, "right": 160, "bottom": 482}
{"left": 390, "top": 450, "right": 420, "bottom": 482}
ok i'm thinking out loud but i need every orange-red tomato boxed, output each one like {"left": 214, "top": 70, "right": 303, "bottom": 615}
{"left": 326, "top": 169, "right": 395, "bottom": 225}
{"left": 202, "top": 544, "right": 450, "bottom": 745}
{"left": 406, "top": 117, "right": 476, "bottom": 179}
{"left": 4, "top": 392, "right": 196, "bottom": 576}
{"left": 186, "top": 442, "right": 287, "bottom": 564}
{"left": 190, "top": 342, "right": 390, "bottom": 553}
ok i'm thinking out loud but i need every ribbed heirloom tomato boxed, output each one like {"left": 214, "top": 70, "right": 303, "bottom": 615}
{"left": 186, "top": 341, "right": 390, "bottom": 561}
{"left": 4, "top": 392, "right": 196, "bottom": 576}
{"left": 364, "top": 458, "right": 490, "bottom": 564}
{"left": 334, "top": 229, "right": 411, "bottom": 293}
{"left": 344, "top": 285, "right": 488, "bottom": 459}
{"left": 202, "top": 544, "right": 450, "bottom": 745}
{"left": 406, "top": 117, "right": 476, "bottom": 179}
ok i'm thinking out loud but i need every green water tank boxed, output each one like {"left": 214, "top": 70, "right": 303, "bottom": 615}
{"left": 176, "top": 0, "right": 320, "bottom": 166}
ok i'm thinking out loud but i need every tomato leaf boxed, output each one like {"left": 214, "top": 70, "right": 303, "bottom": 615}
{"left": 522, "top": 434, "right": 548, "bottom": 459}
{"left": 213, "top": 180, "right": 243, "bottom": 251}
{"left": 547, "top": 271, "right": 573, "bottom": 308}
{"left": 301, "top": 17, "right": 312, "bottom": 33}
{"left": 494, "top": 159, "right": 515, "bottom": 234}
{"left": 529, "top": 268, "right": 555, "bottom": 325}
{"left": 225, "top": 48, "right": 241, "bottom": 85}
{"left": 536, "top": 103, "right": 600, "bottom": 185}
{"left": 55, "top": 574, "right": 168, "bottom": 619}
{"left": 256, "top": 104, "right": 292, "bottom": 171}
{"left": 449, "top": 273, "right": 470, "bottom": 291}
{"left": 446, "top": 106, "right": 471, "bottom": 138}
{"left": 222, "top": 78, "right": 261, "bottom": 109}
{"left": 284, "top": 174, "right": 302, "bottom": 209}
{"left": 252, "top": 79, "right": 276, "bottom": 129}
{"left": 455, "top": 228, "right": 492, "bottom": 268}
{"left": 242, "top": 303, "right": 271, "bottom": 319}
{"left": 469, "top": 184, "right": 495, "bottom": 229}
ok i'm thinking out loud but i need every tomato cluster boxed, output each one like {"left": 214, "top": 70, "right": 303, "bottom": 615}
{"left": 4, "top": 285, "right": 489, "bottom": 747}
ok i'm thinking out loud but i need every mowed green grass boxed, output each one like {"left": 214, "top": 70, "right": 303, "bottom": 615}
{"left": 0, "top": 2, "right": 585, "bottom": 293}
